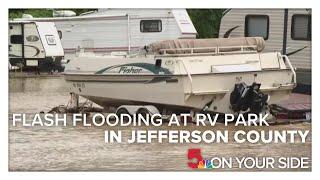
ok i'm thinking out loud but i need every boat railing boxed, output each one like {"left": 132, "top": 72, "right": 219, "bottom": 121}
{"left": 282, "top": 55, "right": 297, "bottom": 84}
{"left": 179, "top": 60, "right": 193, "bottom": 99}
{"left": 157, "top": 45, "right": 258, "bottom": 57}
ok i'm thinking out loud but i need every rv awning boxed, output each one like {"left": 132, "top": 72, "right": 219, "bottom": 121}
{"left": 147, "top": 37, "right": 265, "bottom": 54}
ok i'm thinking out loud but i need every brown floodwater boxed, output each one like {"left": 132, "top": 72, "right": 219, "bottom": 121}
{"left": 8, "top": 75, "right": 312, "bottom": 171}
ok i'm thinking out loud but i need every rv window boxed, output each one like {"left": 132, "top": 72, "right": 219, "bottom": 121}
{"left": 140, "top": 20, "right": 162, "bottom": 32}
{"left": 57, "top": 30, "right": 62, "bottom": 39}
{"left": 10, "top": 35, "right": 23, "bottom": 44}
{"left": 245, "top": 15, "right": 269, "bottom": 40}
{"left": 291, "top": 14, "right": 311, "bottom": 41}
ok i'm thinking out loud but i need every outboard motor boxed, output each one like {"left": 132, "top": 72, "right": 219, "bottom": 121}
{"left": 230, "top": 82, "right": 269, "bottom": 114}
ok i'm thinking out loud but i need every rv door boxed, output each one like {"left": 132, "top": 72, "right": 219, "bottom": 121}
{"left": 172, "top": 9, "right": 197, "bottom": 38}
{"left": 36, "top": 22, "right": 64, "bottom": 57}
{"left": 9, "top": 23, "right": 23, "bottom": 59}
{"left": 23, "top": 22, "right": 46, "bottom": 60}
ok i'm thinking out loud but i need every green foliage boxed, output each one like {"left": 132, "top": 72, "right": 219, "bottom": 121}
{"left": 187, "top": 9, "right": 225, "bottom": 38}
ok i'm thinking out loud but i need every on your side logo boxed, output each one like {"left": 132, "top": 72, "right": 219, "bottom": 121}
{"left": 187, "top": 149, "right": 215, "bottom": 169}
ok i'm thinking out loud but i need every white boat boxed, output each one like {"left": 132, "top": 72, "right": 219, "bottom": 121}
{"left": 64, "top": 37, "right": 296, "bottom": 115}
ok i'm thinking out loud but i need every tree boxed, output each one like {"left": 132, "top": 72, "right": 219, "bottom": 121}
{"left": 8, "top": 9, "right": 97, "bottom": 19}
{"left": 187, "top": 9, "right": 225, "bottom": 38}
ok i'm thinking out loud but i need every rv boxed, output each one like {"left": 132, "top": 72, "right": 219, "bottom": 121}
{"left": 219, "top": 9, "right": 311, "bottom": 92}
{"left": 17, "top": 9, "right": 197, "bottom": 60}
{"left": 9, "top": 21, "right": 64, "bottom": 72}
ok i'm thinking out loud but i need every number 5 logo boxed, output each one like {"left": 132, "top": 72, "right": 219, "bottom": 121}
{"left": 187, "top": 149, "right": 203, "bottom": 169}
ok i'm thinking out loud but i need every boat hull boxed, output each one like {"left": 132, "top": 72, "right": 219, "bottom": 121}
{"left": 64, "top": 68, "right": 294, "bottom": 114}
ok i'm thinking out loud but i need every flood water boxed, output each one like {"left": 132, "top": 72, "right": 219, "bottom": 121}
{"left": 9, "top": 75, "right": 312, "bottom": 171}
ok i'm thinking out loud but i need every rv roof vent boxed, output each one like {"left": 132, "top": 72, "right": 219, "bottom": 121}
{"left": 53, "top": 10, "right": 76, "bottom": 17}
{"left": 79, "top": 11, "right": 97, "bottom": 16}
{"left": 22, "top": 14, "right": 33, "bottom": 19}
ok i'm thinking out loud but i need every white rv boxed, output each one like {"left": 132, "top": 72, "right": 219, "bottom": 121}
{"left": 219, "top": 9, "right": 311, "bottom": 91}
{"left": 17, "top": 9, "right": 197, "bottom": 60}
{"left": 9, "top": 21, "right": 64, "bottom": 72}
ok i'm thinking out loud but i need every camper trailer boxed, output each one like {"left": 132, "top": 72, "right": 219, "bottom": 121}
{"left": 17, "top": 9, "right": 197, "bottom": 60}
{"left": 9, "top": 21, "right": 64, "bottom": 72}
{"left": 219, "top": 9, "right": 311, "bottom": 92}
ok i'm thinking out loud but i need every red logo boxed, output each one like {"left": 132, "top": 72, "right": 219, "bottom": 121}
{"left": 187, "top": 148, "right": 203, "bottom": 169}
